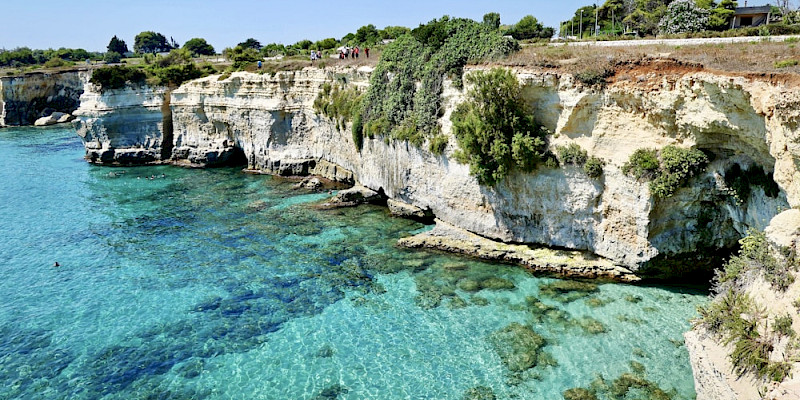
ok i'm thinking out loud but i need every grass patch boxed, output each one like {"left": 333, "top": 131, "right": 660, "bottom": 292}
{"left": 775, "top": 59, "right": 799, "bottom": 68}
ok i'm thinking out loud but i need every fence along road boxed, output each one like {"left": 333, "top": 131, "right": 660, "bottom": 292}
{"left": 547, "top": 34, "right": 800, "bottom": 47}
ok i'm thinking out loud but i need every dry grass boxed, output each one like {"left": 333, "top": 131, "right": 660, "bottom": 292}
{"left": 487, "top": 40, "right": 800, "bottom": 84}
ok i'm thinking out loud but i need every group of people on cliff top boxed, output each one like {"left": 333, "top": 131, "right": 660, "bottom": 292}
{"left": 337, "top": 46, "right": 369, "bottom": 60}
{"left": 309, "top": 46, "right": 370, "bottom": 63}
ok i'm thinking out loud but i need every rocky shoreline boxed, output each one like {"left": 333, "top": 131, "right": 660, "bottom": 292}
{"left": 397, "top": 219, "right": 640, "bottom": 282}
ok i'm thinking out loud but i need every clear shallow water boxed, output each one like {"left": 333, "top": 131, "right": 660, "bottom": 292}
{"left": 0, "top": 126, "right": 706, "bottom": 399}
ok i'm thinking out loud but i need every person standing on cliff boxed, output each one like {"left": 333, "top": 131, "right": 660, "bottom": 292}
{"left": 365, "top": 47, "right": 369, "bottom": 58}
{"left": 354, "top": 46, "right": 359, "bottom": 58}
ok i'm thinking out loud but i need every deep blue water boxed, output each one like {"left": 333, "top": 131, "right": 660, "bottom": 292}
{"left": 0, "top": 126, "right": 705, "bottom": 399}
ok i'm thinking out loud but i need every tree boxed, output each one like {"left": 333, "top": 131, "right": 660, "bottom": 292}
{"left": 134, "top": 31, "right": 171, "bottom": 54}
{"left": 354, "top": 24, "right": 381, "bottom": 45}
{"left": 315, "top": 38, "right": 338, "bottom": 50}
{"left": 707, "top": 0, "right": 737, "bottom": 31}
{"left": 292, "top": 39, "right": 313, "bottom": 50}
{"left": 107, "top": 36, "right": 128, "bottom": 55}
{"left": 260, "top": 43, "right": 286, "bottom": 57}
{"left": 183, "top": 38, "right": 215, "bottom": 56}
{"left": 483, "top": 12, "right": 501, "bottom": 29}
{"left": 104, "top": 51, "right": 122, "bottom": 64}
{"left": 379, "top": 26, "right": 411, "bottom": 40}
{"left": 238, "top": 38, "right": 262, "bottom": 50}
{"left": 341, "top": 33, "right": 356, "bottom": 44}
{"left": 659, "top": 0, "right": 710, "bottom": 34}
{"left": 223, "top": 46, "right": 260, "bottom": 70}
{"left": 506, "top": 15, "right": 554, "bottom": 40}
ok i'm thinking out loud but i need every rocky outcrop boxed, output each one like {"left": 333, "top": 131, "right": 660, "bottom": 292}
{"left": 71, "top": 62, "right": 799, "bottom": 280}
{"left": 685, "top": 209, "right": 800, "bottom": 399}
{"left": 0, "top": 70, "right": 87, "bottom": 126}
{"left": 399, "top": 220, "right": 639, "bottom": 281}
{"left": 34, "top": 112, "right": 74, "bottom": 126}
{"left": 73, "top": 84, "right": 170, "bottom": 164}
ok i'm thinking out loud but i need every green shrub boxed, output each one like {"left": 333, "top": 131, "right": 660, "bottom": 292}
{"left": 574, "top": 67, "right": 614, "bottom": 87}
{"left": 43, "top": 57, "right": 67, "bottom": 68}
{"left": 428, "top": 134, "right": 448, "bottom": 154}
{"left": 104, "top": 51, "right": 122, "bottom": 64}
{"left": 451, "top": 68, "right": 547, "bottom": 185}
{"left": 649, "top": 145, "right": 708, "bottom": 198}
{"left": 556, "top": 143, "right": 588, "bottom": 165}
{"left": 773, "top": 314, "right": 795, "bottom": 338}
{"left": 150, "top": 63, "right": 215, "bottom": 86}
{"left": 313, "top": 83, "right": 363, "bottom": 127}
{"left": 352, "top": 113, "right": 364, "bottom": 151}
{"left": 584, "top": 156, "right": 604, "bottom": 178}
{"left": 775, "top": 59, "right": 799, "bottom": 68}
{"left": 622, "top": 146, "right": 708, "bottom": 198}
{"left": 622, "top": 148, "right": 659, "bottom": 181}
{"left": 359, "top": 16, "right": 518, "bottom": 149}
{"left": 90, "top": 65, "right": 147, "bottom": 90}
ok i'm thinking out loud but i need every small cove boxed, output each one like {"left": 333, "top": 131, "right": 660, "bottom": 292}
{"left": 0, "top": 125, "right": 706, "bottom": 399}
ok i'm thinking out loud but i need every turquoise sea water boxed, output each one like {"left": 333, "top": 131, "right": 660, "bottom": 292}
{"left": 0, "top": 125, "right": 706, "bottom": 399}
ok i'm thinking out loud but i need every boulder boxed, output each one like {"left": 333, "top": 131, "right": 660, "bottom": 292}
{"left": 34, "top": 112, "right": 73, "bottom": 126}
{"left": 387, "top": 199, "right": 434, "bottom": 222}
{"left": 327, "top": 185, "right": 385, "bottom": 207}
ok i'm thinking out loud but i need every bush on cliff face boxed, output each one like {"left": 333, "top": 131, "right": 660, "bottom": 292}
{"left": 314, "top": 82, "right": 365, "bottom": 149}
{"left": 695, "top": 230, "right": 797, "bottom": 383}
{"left": 622, "top": 146, "right": 708, "bottom": 198}
{"left": 583, "top": 156, "right": 605, "bottom": 178}
{"left": 355, "top": 16, "right": 519, "bottom": 148}
{"left": 451, "top": 68, "right": 548, "bottom": 186}
{"left": 556, "top": 143, "right": 588, "bottom": 166}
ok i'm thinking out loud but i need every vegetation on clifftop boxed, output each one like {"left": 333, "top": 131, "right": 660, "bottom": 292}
{"left": 354, "top": 16, "right": 518, "bottom": 150}
{"left": 90, "top": 49, "right": 216, "bottom": 90}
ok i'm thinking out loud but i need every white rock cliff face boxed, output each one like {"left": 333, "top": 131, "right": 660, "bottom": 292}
{"left": 0, "top": 70, "right": 87, "bottom": 126}
{"left": 74, "top": 64, "right": 799, "bottom": 274}
{"left": 69, "top": 62, "right": 800, "bottom": 400}
{"left": 74, "top": 83, "right": 169, "bottom": 164}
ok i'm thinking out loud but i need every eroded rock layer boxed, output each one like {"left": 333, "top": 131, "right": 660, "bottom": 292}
{"left": 0, "top": 70, "right": 87, "bottom": 126}
{"left": 71, "top": 64, "right": 800, "bottom": 278}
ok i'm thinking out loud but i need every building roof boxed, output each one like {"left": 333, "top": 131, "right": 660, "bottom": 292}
{"left": 734, "top": 5, "right": 773, "bottom": 15}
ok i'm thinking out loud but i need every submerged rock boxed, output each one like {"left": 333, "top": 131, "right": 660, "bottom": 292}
{"left": 399, "top": 220, "right": 639, "bottom": 282}
{"left": 538, "top": 280, "right": 599, "bottom": 303}
{"left": 479, "top": 277, "right": 516, "bottom": 291}
{"left": 488, "top": 323, "right": 547, "bottom": 373}
{"left": 462, "top": 386, "right": 496, "bottom": 400}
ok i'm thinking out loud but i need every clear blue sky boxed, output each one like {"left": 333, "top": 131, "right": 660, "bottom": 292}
{"left": 1, "top": 1, "right": 594, "bottom": 52}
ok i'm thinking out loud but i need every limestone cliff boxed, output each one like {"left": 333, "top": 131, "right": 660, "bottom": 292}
{"left": 72, "top": 62, "right": 799, "bottom": 279}
{"left": 68, "top": 60, "right": 800, "bottom": 400}
{"left": 0, "top": 70, "right": 87, "bottom": 126}
{"left": 73, "top": 83, "right": 170, "bottom": 164}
